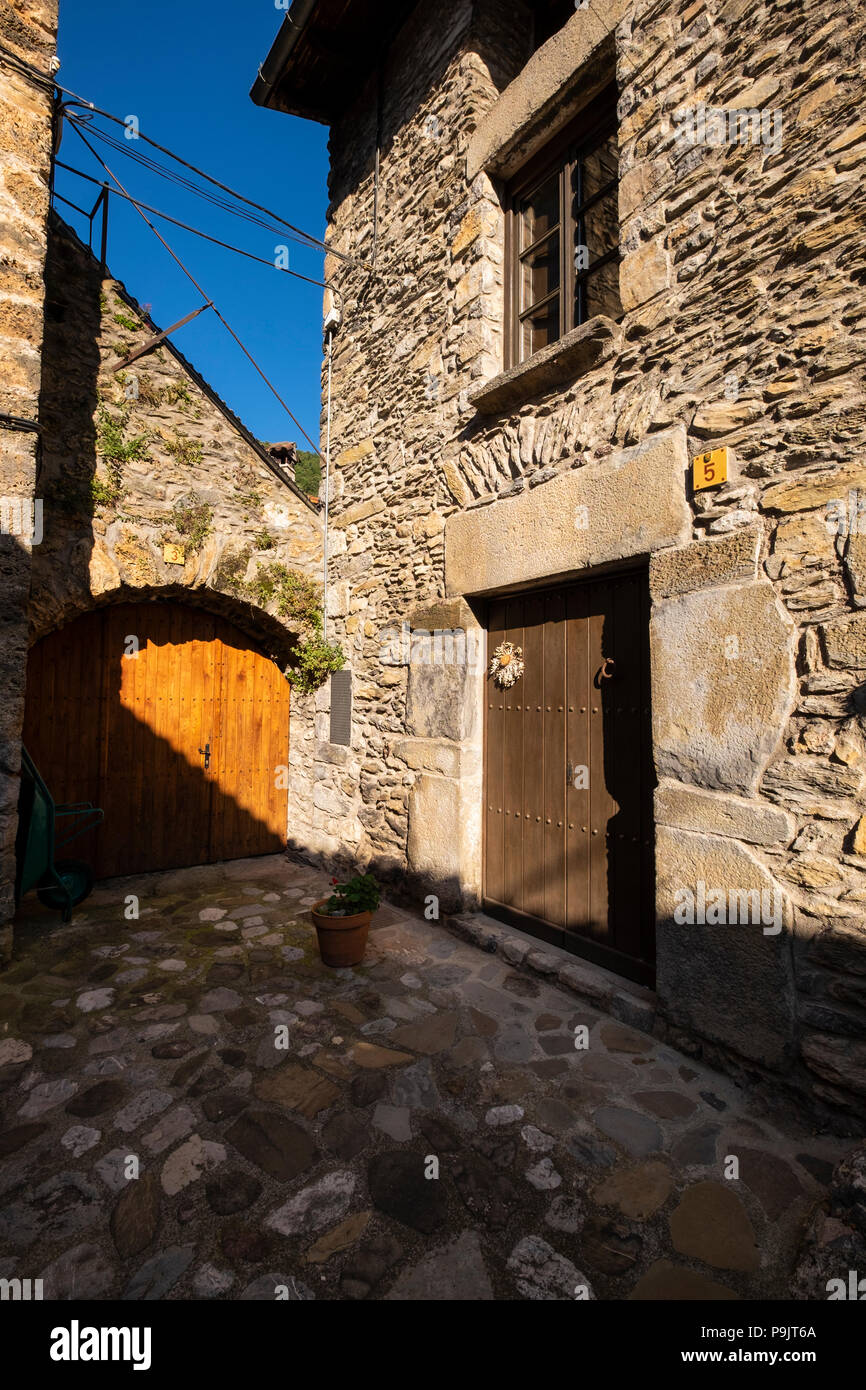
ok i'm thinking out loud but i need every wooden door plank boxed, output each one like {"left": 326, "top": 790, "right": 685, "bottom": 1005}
{"left": 197, "top": 611, "right": 216, "bottom": 865}
{"left": 587, "top": 589, "right": 609, "bottom": 938}
{"left": 501, "top": 596, "right": 525, "bottom": 913}
{"left": 270, "top": 665, "right": 291, "bottom": 844}
{"left": 521, "top": 591, "right": 546, "bottom": 922}
{"left": 566, "top": 582, "right": 590, "bottom": 935}
{"left": 111, "top": 604, "right": 141, "bottom": 876}
{"left": 542, "top": 589, "right": 566, "bottom": 927}
{"left": 161, "top": 603, "right": 187, "bottom": 871}
{"left": 609, "top": 572, "right": 642, "bottom": 961}
{"left": 484, "top": 600, "right": 506, "bottom": 906}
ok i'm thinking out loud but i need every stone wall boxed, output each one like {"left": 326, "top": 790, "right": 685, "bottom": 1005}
{"left": 285, "top": 0, "right": 866, "bottom": 1117}
{"left": 0, "top": 1, "right": 59, "bottom": 962}
{"left": 25, "top": 219, "right": 324, "bottom": 906}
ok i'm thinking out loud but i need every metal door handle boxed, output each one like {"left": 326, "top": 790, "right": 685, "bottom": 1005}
{"left": 199, "top": 742, "right": 211, "bottom": 770}
{"left": 599, "top": 658, "right": 616, "bottom": 680}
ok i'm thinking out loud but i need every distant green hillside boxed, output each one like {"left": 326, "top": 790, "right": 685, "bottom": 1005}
{"left": 296, "top": 449, "right": 321, "bottom": 497}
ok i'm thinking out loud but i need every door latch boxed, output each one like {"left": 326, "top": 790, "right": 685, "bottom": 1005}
{"left": 199, "top": 742, "right": 211, "bottom": 771}
{"left": 599, "top": 657, "right": 616, "bottom": 681}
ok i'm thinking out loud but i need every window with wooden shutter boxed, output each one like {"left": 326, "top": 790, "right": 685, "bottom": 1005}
{"left": 504, "top": 83, "right": 621, "bottom": 369}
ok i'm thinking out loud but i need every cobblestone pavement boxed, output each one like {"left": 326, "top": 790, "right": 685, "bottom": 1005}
{"left": 0, "top": 855, "right": 854, "bottom": 1300}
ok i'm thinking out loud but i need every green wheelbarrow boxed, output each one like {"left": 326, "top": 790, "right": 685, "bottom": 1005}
{"left": 14, "top": 747, "right": 104, "bottom": 923}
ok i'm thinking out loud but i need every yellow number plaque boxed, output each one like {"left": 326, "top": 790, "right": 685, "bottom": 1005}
{"left": 693, "top": 447, "right": 729, "bottom": 491}
{"left": 163, "top": 542, "right": 185, "bottom": 566}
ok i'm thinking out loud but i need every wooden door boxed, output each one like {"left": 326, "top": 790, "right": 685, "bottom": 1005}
{"left": 484, "top": 568, "right": 655, "bottom": 985}
{"left": 23, "top": 601, "right": 290, "bottom": 880}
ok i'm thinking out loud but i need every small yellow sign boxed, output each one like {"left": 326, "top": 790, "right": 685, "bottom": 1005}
{"left": 693, "top": 447, "right": 729, "bottom": 491}
{"left": 163, "top": 542, "right": 185, "bottom": 566}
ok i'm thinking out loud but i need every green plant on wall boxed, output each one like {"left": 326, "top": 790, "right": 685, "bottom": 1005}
{"left": 113, "top": 310, "right": 140, "bottom": 333}
{"left": 244, "top": 561, "right": 343, "bottom": 695}
{"left": 173, "top": 494, "right": 208, "bottom": 543}
{"left": 213, "top": 546, "right": 251, "bottom": 595}
{"left": 288, "top": 630, "right": 345, "bottom": 695}
{"left": 93, "top": 405, "right": 150, "bottom": 506}
{"left": 132, "top": 373, "right": 165, "bottom": 408}
{"left": 165, "top": 381, "right": 194, "bottom": 409}
{"left": 164, "top": 432, "right": 204, "bottom": 468}
{"left": 168, "top": 491, "right": 213, "bottom": 552}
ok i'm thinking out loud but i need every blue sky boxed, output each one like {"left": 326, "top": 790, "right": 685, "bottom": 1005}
{"left": 55, "top": 0, "right": 331, "bottom": 448}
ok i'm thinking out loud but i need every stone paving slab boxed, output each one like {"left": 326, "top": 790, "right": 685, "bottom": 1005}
{"left": 0, "top": 854, "right": 854, "bottom": 1301}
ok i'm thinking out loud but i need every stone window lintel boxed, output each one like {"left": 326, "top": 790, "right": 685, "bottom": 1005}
{"left": 466, "top": 0, "right": 627, "bottom": 183}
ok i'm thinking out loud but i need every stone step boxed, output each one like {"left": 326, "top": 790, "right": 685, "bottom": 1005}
{"left": 442, "top": 910, "right": 656, "bottom": 1035}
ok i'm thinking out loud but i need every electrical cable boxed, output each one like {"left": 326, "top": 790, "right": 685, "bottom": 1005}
{"left": 66, "top": 116, "right": 324, "bottom": 461}
{"left": 0, "top": 413, "right": 42, "bottom": 433}
{"left": 323, "top": 331, "right": 334, "bottom": 641}
{"left": 61, "top": 100, "right": 368, "bottom": 268}
{"left": 0, "top": 40, "right": 369, "bottom": 272}
{"left": 54, "top": 157, "right": 328, "bottom": 290}
{"left": 65, "top": 113, "right": 328, "bottom": 256}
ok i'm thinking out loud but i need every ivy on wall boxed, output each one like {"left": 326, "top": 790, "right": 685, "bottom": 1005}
{"left": 214, "top": 553, "right": 344, "bottom": 695}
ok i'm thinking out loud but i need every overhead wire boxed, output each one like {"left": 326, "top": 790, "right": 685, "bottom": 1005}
{"left": 61, "top": 100, "right": 368, "bottom": 269}
{"left": 0, "top": 39, "right": 368, "bottom": 271}
{"left": 65, "top": 110, "right": 333, "bottom": 258}
{"left": 66, "top": 115, "right": 325, "bottom": 461}
{"left": 54, "top": 156, "right": 329, "bottom": 290}
{"left": 0, "top": 39, "right": 365, "bottom": 469}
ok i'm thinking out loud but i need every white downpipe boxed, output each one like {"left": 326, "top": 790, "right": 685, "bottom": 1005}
{"left": 323, "top": 331, "right": 333, "bottom": 643}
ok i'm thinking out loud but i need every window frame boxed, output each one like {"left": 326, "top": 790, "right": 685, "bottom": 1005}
{"left": 504, "top": 84, "right": 620, "bottom": 370}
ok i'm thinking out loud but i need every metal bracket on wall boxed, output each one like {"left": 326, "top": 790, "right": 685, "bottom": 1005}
{"left": 111, "top": 302, "right": 213, "bottom": 371}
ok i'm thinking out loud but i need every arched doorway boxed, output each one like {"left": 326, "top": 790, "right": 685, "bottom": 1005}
{"left": 23, "top": 601, "right": 291, "bottom": 879}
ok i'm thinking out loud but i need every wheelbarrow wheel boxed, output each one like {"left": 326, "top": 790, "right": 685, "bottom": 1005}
{"left": 37, "top": 859, "right": 94, "bottom": 915}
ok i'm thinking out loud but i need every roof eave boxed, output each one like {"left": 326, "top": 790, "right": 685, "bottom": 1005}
{"left": 250, "top": 0, "right": 324, "bottom": 118}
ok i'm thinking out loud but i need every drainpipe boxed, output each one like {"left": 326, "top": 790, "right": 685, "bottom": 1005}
{"left": 250, "top": 0, "right": 320, "bottom": 108}
{"left": 322, "top": 294, "right": 341, "bottom": 641}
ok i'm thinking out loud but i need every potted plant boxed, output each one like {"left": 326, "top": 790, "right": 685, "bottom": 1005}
{"left": 310, "top": 873, "right": 381, "bottom": 967}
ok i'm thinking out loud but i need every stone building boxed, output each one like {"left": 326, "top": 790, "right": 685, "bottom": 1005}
{"left": 0, "top": 0, "right": 323, "bottom": 958}
{"left": 253, "top": 0, "right": 866, "bottom": 1118}
{"left": 0, "top": 0, "right": 59, "bottom": 963}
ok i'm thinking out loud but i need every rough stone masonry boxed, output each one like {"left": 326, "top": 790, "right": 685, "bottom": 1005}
{"left": 0, "top": 0, "right": 59, "bottom": 963}
{"left": 256, "top": 0, "right": 866, "bottom": 1122}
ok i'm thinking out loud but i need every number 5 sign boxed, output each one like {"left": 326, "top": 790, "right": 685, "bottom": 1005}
{"left": 692, "top": 446, "right": 729, "bottom": 491}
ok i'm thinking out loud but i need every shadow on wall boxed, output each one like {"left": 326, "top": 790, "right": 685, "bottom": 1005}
{"left": 327, "top": 1, "right": 532, "bottom": 203}
{"left": 19, "top": 601, "right": 290, "bottom": 887}
{"left": 32, "top": 214, "right": 102, "bottom": 627}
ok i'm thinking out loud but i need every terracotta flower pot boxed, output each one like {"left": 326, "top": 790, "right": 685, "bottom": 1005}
{"left": 311, "top": 899, "right": 372, "bottom": 968}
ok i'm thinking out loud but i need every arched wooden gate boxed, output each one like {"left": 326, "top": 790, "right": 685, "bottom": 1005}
{"left": 23, "top": 601, "right": 291, "bottom": 879}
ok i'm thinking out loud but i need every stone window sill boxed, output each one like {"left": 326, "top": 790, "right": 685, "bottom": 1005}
{"left": 468, "top": 316, "right": 621, "bottom": 417}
